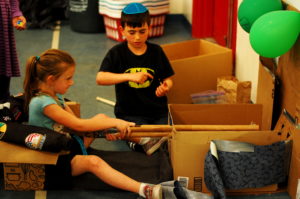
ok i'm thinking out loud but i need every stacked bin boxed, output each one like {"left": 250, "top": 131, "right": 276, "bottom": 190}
{"left": 99, "top": 0, "right": 169, "bottom": 41}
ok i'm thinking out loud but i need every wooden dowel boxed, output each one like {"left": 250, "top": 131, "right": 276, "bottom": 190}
{"left": 96, "top": 96, "right": 116, "bottom": 106}
{"left": 130, "top": 125, "right": 172, "bottom": 132}
{"left": 173, "top": 124, "right": 259, "bottom": 131}
{"left": 129, "top": 132, "right": 171, "bottom": 137}
{"left": 130, "top": 124, "right": 259, "bottom": 132}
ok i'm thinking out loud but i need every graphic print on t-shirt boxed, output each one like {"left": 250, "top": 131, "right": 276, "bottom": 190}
{"left": 125, "top": 67, "right": 154, "bottom": 88}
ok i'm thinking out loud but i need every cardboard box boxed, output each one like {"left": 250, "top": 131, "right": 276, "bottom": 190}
{"left": 170, "top": 130, "right": 289, "bottom": 194}
{"left": 0, "top": 101, "right": 79, "bottom": 191}
{"left": 0, "top": 141, "right": 59, "bottom": 190}
{"left": 169, "top": 107, "right": 298, "bottom": 196}
{"left": 168, "top": 103, "right": 273, "bottom": 193}
{"left": 162, "top": 39, "right": 233, "bottom": 104}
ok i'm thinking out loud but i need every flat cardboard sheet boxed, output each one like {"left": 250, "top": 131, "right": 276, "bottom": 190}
{"left": 169, "top": 104, "right": 262, "bottom": 128}
{"left": 0, "top": 141, "right": 58, "bottom": 165}
{"left": 277, "top": 37, "right": 300, "bottom": 122}
{"left": 256, "top": 61, "right": 275, "bottom": 130}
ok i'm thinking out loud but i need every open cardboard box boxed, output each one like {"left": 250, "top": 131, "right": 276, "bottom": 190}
{"left": 169, "top": 107, "right": 300, "bottom": 198}
{"left": 162, "top": 39, "right": 233, "bottom": 104}
{"left": 0, "top": 101, "right": 80, "bottom": 190}
{"left": 168, "top": 103, "right": 275, "bottom": 194}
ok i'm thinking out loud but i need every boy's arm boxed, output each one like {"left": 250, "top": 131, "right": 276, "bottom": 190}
{"left": 96, "top": 71, "right": 153, "bottom": 85}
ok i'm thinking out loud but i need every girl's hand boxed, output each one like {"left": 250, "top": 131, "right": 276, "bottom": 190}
{"left": 156, "top": 81, "right": 170, "bottom": 97}
{"left": 12, "top": 16, "right": 26, "bottom": 30}
{"left": 130, "top": 72, "right": 153, "bottom": 84}
{"left": 116, "top": 119, "right": 135, "bottom": 139}
{"left": 105, "top": 133, "right": 119, "bottom": 141}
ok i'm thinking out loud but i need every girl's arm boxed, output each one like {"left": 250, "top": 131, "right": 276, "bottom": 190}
{"left": 43, "top": 104, "right": 134, "bottom": 135}
{"left": 96, "top": 71, "right": 153, "bottom": 85}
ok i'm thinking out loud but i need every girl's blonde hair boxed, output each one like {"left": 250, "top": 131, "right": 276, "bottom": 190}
{"left": 23, "top": 49, "right": 75, "bottom": 112}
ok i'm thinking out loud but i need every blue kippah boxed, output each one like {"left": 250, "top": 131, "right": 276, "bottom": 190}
{"left": 122, "top": 3, "right": 148, "bottom": 14}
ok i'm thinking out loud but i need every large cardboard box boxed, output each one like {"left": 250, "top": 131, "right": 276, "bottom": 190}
{"left": 0, "top": 141, "right": 59, "bottom": 190}
{"left": 169, "top": 107, "right": 299, "bottom": 196}
{"left": 162, "top": 39, "right": 233, "bottom": 104}
{"left": 168, "top": 103, "right": 270, "bottom": 193}
{"left": 170, "top": 130, "right": 290, "bottom": 194}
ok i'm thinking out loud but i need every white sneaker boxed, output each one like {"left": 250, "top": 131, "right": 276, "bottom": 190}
{"left": 144, "top": 184, "right": 162, "bottom": 199}
{"left": 142, "top": 137, "right": 168, "bottom": 155}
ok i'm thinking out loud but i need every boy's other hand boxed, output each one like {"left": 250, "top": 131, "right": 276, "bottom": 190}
{"left": 131, "top": 72, "right": 153, "bottom": 84}
{"left": 156, "top": 81, "right": 170, "bottom": 97}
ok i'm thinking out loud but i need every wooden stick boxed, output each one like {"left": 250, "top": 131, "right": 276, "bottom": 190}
{"left": 130, "top": 125, "right": 172, "bottom": 132}
{"left": 125, "top": 132, "right": 171, "bottom": 137}
{"left": 173, "top": 124, "right": 259, "bottom": 131}
{"left": 96, "top": 96, "right": 116, "bottom": 106}
{"left": 131, "top": 124, "right": 259, "bottom": 132}
{"left": 75, "top": 124, "right": 259, "bottom": 138}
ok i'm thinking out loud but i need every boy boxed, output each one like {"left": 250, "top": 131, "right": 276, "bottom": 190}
{"left": 96, "top": 3, "right": 174, "bottom": 155}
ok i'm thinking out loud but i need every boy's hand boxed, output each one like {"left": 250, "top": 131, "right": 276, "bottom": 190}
{"left": 12, "top": 16, "right": 26, "bottom": 30}
{"left": 130, "top": 72, "right": 153, "bottom": 84}
{"left": 156, "top": 81, "right": 170, "bottom": 97}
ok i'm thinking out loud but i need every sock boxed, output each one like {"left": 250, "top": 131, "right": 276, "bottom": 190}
{"left": 139, "top": 183, "right": 147, "bottom": 198}
{"left": 139, "top": 137, "right": 150, "bottom": 145}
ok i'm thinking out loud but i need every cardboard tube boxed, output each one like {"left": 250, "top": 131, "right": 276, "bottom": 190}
{"left": 173, "top": 124, "right": 259, "bottom": 131}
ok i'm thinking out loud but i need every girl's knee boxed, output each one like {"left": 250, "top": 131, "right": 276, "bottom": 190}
{"left": 86, "top": 155, "right": 105, "bottom": 168}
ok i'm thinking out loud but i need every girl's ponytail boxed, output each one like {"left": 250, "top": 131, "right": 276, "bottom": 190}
{"left": 23, "top": 56, "right": 39, "bottom": 112}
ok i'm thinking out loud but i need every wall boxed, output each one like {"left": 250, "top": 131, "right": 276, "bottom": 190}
{"left": 169, "top": 0, "right": 193, "bottom": 23}
{"left": 235, "top": 0, "right": 259, "bottom": 103}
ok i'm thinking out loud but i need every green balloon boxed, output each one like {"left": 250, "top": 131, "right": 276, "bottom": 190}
{"left": 250, "top": 11, "right": 300, "bottom": 58}
{"left": 238, "top": 0, "right": 282, "bottom": 33}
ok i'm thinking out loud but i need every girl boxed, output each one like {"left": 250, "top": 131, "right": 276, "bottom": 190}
{"left": 23, "top": 49, "right": 162, "bottom": 199}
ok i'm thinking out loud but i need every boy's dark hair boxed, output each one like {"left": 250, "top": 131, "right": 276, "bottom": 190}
{"left": 121, "top": 11, "right": 150, "bottom": 28}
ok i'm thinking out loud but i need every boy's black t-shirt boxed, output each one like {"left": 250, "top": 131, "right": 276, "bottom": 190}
{"left": 99, "top": 41, "right": 174, "bottom": 118}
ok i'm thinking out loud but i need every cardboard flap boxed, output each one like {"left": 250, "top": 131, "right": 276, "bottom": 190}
{"left": 0, "top": 141, "right": 59, "bottom": 165}
{"left": 256, "top": 61, "right": 275, "bottom": 130}
{"left": 169, "top": 104, "right": 262, "bottom": 128}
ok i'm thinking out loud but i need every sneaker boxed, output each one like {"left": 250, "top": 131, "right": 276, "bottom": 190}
{"left": 142, "top": 137, "right": 168, "bottom": 156}
{"left": 127, "top": 141, "right": 144, "bottom": 152}
{"left": 144, "top": 184, "right": 162, "bottom": 199}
